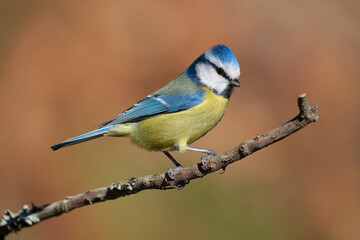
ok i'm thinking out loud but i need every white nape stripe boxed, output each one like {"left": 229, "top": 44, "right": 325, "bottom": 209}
{"left": 196, "top": 63, "right": 229, "bottom": 94}
{"left": 152, "top": 96, "right": 169, "bottom": 107}
{"left": 204, "top": 52, "right": 224, "bottom": 69}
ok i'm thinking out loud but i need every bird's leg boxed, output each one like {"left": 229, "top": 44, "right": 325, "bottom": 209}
{"left": 186, "top": 146, "right": 217, "bottom": 156}
{"left": 163, "top": 151, "right": 187, "bottom": 189}
{"left": 186, "top": 147, "right": 224, "bottom": 172}
{"left": 164, "top": 151, "right": 183, "bottom": 167}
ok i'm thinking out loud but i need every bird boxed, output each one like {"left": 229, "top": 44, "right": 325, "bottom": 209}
{"left": 51, "top": 44, "right": 241, "bottom": 174}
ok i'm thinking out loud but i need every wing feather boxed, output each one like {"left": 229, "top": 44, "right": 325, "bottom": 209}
{"left": 100, "top": 91, "right": 205, "bottom": 126}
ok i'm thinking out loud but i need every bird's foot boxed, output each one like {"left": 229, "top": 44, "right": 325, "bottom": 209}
{"left": 167, "top": 166, "right": 184, "bottom": 180}
{"left": 201, "top": 151, "right": 218, "bottom": 170}
{"left": 167, "top": 166, "right": 187, "bottom": 190}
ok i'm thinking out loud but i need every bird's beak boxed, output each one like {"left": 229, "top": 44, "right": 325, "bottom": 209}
{"left": 230, "top": 79, "right": 241, "bottom": 87}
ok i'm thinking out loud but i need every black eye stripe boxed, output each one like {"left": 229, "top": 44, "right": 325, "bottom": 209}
{"left": 202, "top": 59, "right": 233, "bottom": 81}
{"left": 208, "top": 62, "right": 231, "bottom": 81}
{"left": 216, "top": 68, "right": 224, "bottom": 74}
{"left": 216, "top": 67, "right": 230, "bottom": 80}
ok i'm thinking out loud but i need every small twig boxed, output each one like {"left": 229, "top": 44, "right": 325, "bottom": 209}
{"left": 0, "top": 93, "right": 319, "bottom": 238}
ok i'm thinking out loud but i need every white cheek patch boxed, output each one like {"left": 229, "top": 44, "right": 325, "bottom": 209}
{"left": 196, "top": 63, "right": 229, "bottom": 94}
{"left": 204, "top": 52, "right": 241, "bottom": 80}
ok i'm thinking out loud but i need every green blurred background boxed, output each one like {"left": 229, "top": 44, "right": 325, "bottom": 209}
{"left": 0, "top": 0, "right": 359, "bottom": 239}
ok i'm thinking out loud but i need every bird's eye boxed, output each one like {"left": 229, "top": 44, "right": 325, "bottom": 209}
{"left": 216, "top": 67, "right": 224, "bottom": 75}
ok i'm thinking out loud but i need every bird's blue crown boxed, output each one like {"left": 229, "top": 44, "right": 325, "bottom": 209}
{"left": 208, "top": 45, "right": 239, "bottom": 66}
{"left": 186, "top": 45, "right": 240, "bottom": 96}
{"left": 186, "top": 45, "right": 239, "bottom": 78}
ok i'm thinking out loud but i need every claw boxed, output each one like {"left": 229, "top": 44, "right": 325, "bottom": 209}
{"left": 167, "top": 167, "right": 188, "bottom": 190}
{"left": 201, "top": 155, "right": 211, "bottom": 169}
{"left": 176, "top": 184, "right": 185, "bottom": 190}
{"left": 167, "top": 166, "right": 184, "bottom": 180}
{"left": 201, "top": 152, "right": 218, "bottom": 169}
{"left": 219, "top": 166, "right": 227, "bottom": 174}
{"left": 176, "top": 180, "right": 189, "bottom": 190}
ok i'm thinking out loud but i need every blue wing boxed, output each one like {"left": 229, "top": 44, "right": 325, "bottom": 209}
{"left": 100, "top": 91, "right": 205, "bottom": 126}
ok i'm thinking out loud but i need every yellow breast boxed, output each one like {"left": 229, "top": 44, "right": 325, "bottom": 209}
{"left": 129, "top": 87, "right": 229, "bottom": 152}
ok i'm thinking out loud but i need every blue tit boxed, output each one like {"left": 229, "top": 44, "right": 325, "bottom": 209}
{"left": 51, "top": 44, "right": 241, "bottom": 170}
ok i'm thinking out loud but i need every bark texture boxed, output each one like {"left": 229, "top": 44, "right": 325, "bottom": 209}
{"left": 0, "top": 93, "right": 319, "bottom": 239}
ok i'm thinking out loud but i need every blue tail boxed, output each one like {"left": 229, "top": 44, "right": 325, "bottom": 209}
{"left": 51, "top": 125, "right": 113, "bottom": 151}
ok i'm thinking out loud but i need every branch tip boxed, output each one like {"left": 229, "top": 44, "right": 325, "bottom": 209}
{"left": 298, "top": 93, "right": 307, "bottom": 98}
{"left": 297, "top": 93, "right": 319, "bottom": 123}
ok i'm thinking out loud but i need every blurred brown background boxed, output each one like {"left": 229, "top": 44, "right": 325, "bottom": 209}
{"left": 0, "top": 0, "right": 359, "bottom": 239}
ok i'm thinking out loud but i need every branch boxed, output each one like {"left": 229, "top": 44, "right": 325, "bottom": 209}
{"left": 0, "top": 93, "right": 319, "bottom": 239}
